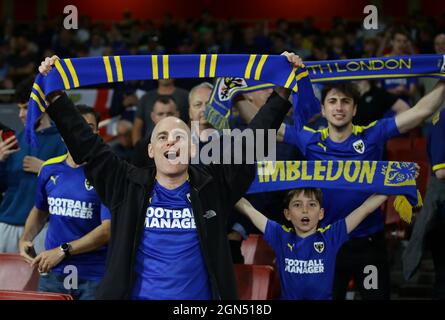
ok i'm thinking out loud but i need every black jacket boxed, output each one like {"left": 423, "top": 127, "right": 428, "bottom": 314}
{"left": 47, "top": 92, "right": 291, "bottom": 299}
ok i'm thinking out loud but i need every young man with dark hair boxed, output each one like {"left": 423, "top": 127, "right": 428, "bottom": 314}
{"left": 19, "top": 105, "right": 110, "bottom": 300}
{"left": 278, "top": 80, "right": 445, "bottom": 299}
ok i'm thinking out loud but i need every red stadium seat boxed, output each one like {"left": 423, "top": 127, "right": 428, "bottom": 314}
{"left": 234, "top": 264, "right": 276, "bottom": 300}
{"left": 386, "top": 137, "right": 412, "bottom": 152}
{"left": 0, "top": 254, "right": 39, "bottom": 291}
{"left": 241, "top": 234, "right": 276, "bottom": 266}
{"left": 0, "top": 290, "right": 73, "bottom": 300}
{"left": 384, "top": 195, "right": 401, "bottom": 225}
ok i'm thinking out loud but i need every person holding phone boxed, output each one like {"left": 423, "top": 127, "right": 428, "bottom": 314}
{"left": 0, "top": 76, "right": 66, "bottom": 253}
{"left": 0, "top": 123, "right": 19, "bottom": 160}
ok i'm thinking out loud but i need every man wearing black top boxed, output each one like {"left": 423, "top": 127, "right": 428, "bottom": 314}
{"left": 354, "top": 80, "right": 410, "bottom": 126}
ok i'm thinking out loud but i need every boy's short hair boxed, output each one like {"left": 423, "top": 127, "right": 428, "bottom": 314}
{"left": 15, "top": 76, "right": 35, "bottom": 104}
{"left": 75, "top": 104, "right": 101, "bottom": 125}
{"left": 284, "top": 188, "right": 323, "bottom": 208}
{"left": 321, "top": 82, "right": 360, "bottom": 106}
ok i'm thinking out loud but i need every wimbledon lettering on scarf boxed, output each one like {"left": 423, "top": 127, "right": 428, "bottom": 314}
{"left": 247, "top": 160, "right": 421, "bottom": 223}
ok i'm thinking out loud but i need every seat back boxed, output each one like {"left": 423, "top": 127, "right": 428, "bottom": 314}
{"left": 241, "top": 234, "right": 276, "bottom": 266}
{"left": 234, "top": 264, "right": 275, "bottom": 300}
{"left": 0, "top": 290, "right": 73, "bottom": 300}
{"left": 0, "top": 253, "right": 40, "bottom": 291}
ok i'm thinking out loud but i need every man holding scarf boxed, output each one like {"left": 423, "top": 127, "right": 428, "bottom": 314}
{"left": 37, "top": 52, "right": 301, "bottom": 299}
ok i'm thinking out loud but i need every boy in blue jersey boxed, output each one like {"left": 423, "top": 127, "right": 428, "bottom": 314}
{"left": 38, "top": 53, "right": 300, "bottom": 299}
{"left": 403, "top": 108, "right": 445, "bottom": 299}
{"left": 278, "top": 80, "right": 445, "bottom": 299}
{"left": 18, "top": 105, "right": 111, "bottom": 300}
{"left": 235, "top": 189, "right": 389, "bottom": 299}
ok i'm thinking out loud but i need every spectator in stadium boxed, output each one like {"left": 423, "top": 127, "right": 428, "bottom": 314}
{"left": 132, "top": 95, "right": 179, "bottom": 168}
{"left": 39, "top": 52, "right": 300, "bottom": 299}
{"left": 379, "top": 29, "right": 418, "bottom": 104}
{"left": 7, "top": 33, "right": 38, "bottom": 86}
{"left": 111, "top": 119, "right": 134, "bottom": 162}
{"left": 419, "top": 33, "right": 445, "bottom": 112}
{"left": 188, "top": 82, "right": 217, "bottom": 143}
{"left": 403, "top": 107, "right": 445, "bottom": 299}
{"left": 0, "top": 76, "right": 66, "bottom": 253}
{"left": 235, "top": 190, "right": 390, "bottom": 299}
{"left": 132, "top": 79, "right": 189, "bottom": 145}
{"left": 19, "top": 105, "right": 111, "bottom": 300}
{"left": 278, "top": 80, "right": 445, "bottom": 299}
{"left": 354, "top": 80, "right": 410, "bottom": 126}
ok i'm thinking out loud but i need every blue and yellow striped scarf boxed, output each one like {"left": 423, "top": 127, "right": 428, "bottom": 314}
{"left": 26, "top": 54, "right": 436, "bottom": 222}
{"left": 27, "top": 54, "right": 445, "bottom": 146}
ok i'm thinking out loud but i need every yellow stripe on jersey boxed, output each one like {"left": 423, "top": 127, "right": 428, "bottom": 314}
{"left": 317, "top": 142, "right": 327, "bottom": 151}
{"left": 317, "top": 224, "right": 332, "bottom": 233}
{"left": 281, "top": 224, "right": 294, "bottom": 233}
{"left": 318, "top": 128, "right": 329, "bottom": 141}
{"left": 432, "top": 163, "right": 445, "bottom": 172}
{"left": 303, "top": 126, "right": 316, "bottom": 132}
{"left": 54, "top": 59, "right": 70, "bottom": 89}
{"left": 39, "top": 154, "right": 69, "bottom": 175}
{"left": 352, "top": 120, "right": 378, "bottom": 135}
{"left": 64, "top": 59, "right": 79, "bottom": 87}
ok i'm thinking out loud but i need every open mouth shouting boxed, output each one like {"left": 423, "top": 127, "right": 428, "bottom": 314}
{"left": 300, "top": 217, "right": 310, "bottom": 226}
{"left": 164, "top": 149, "right": 180, "bottom": 161}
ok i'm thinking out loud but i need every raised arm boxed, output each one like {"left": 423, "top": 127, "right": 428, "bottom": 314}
{"left": 235, "top": 197, "right": 268, "bottom": 233}
{"left": 395, "top": 80, "right": 445, "bottom": 134}
{"left": 345, "top": 194, "right": 388, "bottom": 234}
{"left": 211, "top": 54, "right": 299, "bottom": 207}
{"left": 40, "top": 57, "right": 131, "bottom": 209}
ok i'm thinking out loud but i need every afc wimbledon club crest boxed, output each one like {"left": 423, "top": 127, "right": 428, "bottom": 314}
{"left": 353, "top": 139, "right": 365, "bottom": 154}
{"left": 84, "top": 179, "right": 94, "bottom": 191}
{"left": 314, "top": 241, "right": 325, "bottom": 253}
{"left": 218, "top": 77, "right": 248, "bottom": 101}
